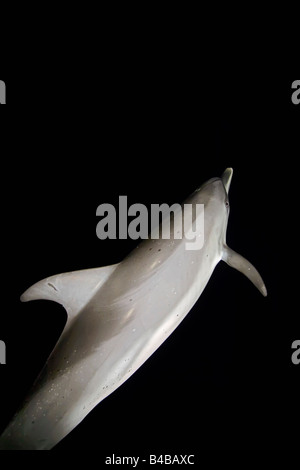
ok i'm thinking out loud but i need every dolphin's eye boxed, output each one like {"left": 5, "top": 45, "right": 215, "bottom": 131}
{"left": 225, "top": 200, "right": 229, "bottom": 207}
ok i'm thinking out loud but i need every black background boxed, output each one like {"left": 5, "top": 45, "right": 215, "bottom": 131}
{"left": 0, "top": 39, "right": 299, "bottom": 455}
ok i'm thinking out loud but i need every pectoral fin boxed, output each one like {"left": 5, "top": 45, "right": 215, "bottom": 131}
{"left": 222, "top": 246, "right": 267, "bottom": 297}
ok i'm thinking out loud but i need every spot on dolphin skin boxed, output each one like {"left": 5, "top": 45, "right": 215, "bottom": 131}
{"left": 48, "top": 283, "right": 58, "bottom": 291}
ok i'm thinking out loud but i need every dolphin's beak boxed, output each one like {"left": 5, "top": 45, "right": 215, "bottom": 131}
{"left": 222, "top": 168, "right": 233, "bottom": 193}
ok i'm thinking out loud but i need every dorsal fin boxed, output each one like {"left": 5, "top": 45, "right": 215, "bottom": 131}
{"left": 20, "top": 264, "right": 119, "bottom": 320}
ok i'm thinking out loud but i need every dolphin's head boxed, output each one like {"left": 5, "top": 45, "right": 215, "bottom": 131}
{"left": 195, "top": 167, "right": 233, "bottom": 202}
{"left": 183, "top": 167, "right": 233, "bottom": 253}
{"left": 219, "top": 166, "right": 233, "bottom": 237}
{"left": 193, "top": 167, "right": 233, "bottom": 235}
{"left": 204, "top": 167, "right": 233, "bottom": 244}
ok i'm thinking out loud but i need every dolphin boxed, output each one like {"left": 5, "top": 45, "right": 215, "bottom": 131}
{"left": 0, "top": 168, "right": 267, "bottom": 450}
